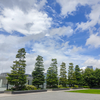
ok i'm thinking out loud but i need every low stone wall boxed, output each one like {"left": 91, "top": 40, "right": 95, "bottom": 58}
{"left": 0, "top": 91, "right": 4, "bottom": 93}
{"left": 4, "top": 91, "right": 12, "bottom": 94}
{"left": 12, "top": 89, "right": 47, "bottom": 94}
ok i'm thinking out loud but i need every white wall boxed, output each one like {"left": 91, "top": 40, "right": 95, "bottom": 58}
{"left": 0, "top": 79, "right": 2, "bottom": 87}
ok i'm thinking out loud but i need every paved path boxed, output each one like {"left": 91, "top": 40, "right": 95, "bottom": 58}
{"left": 0, "top": 89, "right": 100, "bottom": 100}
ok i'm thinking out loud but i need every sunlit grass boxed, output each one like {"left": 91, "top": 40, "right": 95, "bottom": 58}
{"left": 66, "top": 89, "right": 100, "bottom": 94}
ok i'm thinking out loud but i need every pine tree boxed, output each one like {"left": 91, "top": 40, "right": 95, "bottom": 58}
{"left": 6, "top": 48, "right": 27, "bottom": 90}
{"left": 59, "top": 62, "right": 67, "bottom": 87}
{"left": 75, "top": 65, "right": 82, "bottom": 86}
{"left": 50, "top": 59, "right": 58, "bottom": 75}
{"left": 32, "top": 55, "right": 45, "bottom": 88}
{"left": 68, "top": 63, "right": 76, "bottom": 87}
{"left": 46, "top": 58, "right": 58, "bottom": 88}
{"left": 46, "top": 67, "right": 58, "bottom": 88}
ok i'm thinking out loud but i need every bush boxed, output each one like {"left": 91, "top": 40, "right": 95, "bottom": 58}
{"left": 52, "top": 85, "right": 58, "bottom": 88}
{"left": 10, "top": 85, "right": 26, "bottom": 90}
{"left": 25, "top": 85, "right": 37, "bottom": 90}
{"left": 66, "top": 86, "right": 69, "bottom": 88}
{"left": 83, "top": 86, "right": 90, "bottom": 88}
{"left": 58, "top": 85, "right": 62, "bottom": 88}
{"left": 92, "top": 86, "right": 100, "bottom": 88}
{"left": 71, "top": 87, "right": 73, "bottom": 89}
{"left": 74, "top": 85, "right": 78, "bottom": 88}
{"left": 60, "top": 87, "right": 65, "bottom": 89}
{"left": 79, "top": 86, "right": 83, "bottom": 88}
{"left": 38, "top": 88, "right": 42, "bottom": 90}
{"left": 11, "top": 87, "right": 16, "bottom": 90}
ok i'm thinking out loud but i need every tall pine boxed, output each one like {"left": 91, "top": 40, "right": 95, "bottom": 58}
{"left": 46, "top": 67, "right": 58, "bottom": 88}
{"left": 32, "top": 55, "right": 45, "bottom": 88}
{"left": 6, "top": 48, "right": 27, "bottom": 90}
{"left": 60, "top": 62, "right": 67, "bottom": 87}
{"left": 68, "top": 63, "right": 76, "bottom": 87}
{"left": 75, "top": 65, "right": 83, "bottom": 86}
{"left": 46, "top": 58, "right": 58, "bottom": 88}
{"left": 50, "top": 59, "right": 58, "bottom": 75}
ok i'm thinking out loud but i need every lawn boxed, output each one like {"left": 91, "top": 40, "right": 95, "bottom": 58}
{"left": 66, "top": 89, "right": 100, "bottom": 94}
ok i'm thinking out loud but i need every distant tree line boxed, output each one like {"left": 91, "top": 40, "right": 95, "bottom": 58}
{"left": 6, "top": 48, "right": 100, "bottom": 90}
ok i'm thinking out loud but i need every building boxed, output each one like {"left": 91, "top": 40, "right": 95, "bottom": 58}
{"left": 0, "top": 73, "right": 33, "bottom": 89}
{"left": 0, "top": 72, "right": 47, "bottom": 90}
{"left": 87, "top": 66, "right": 93, "bottom": 69}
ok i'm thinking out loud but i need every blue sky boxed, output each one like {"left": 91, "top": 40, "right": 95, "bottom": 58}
{"left": 0, "top": 0, "right": 100, "bottom": 74}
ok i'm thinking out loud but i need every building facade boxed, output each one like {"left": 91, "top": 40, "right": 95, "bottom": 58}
{"left": 0, "top": 72, "right": 47, "bottom": 90}
{"left": 87, "top": 66, "right": 93, "bottom": 69}
{"left": 0, "top": 73, "right": 33, "bottom": 89}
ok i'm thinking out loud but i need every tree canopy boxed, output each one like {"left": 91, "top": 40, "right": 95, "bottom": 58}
{"left": 32, "top": 55, "right": 45, "bottom": 88}
{"left": 6, "top": 48, "right": 27, "bottom": 90}
{"left": 59, "top": 62, "right": 67, "bottom": 87}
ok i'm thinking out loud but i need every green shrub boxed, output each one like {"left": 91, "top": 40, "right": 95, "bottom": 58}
{"left": 58, "top": 85, "right": 69, "bottom": 89}
{"left": 92, "top": 86, "right": 100, "bottom": 88}
{"left": 66, "top": 86, "right": 69, "bottom": 88}
{"left": 74, "top": 85, "right": 78, "bottom": 88}
{"left": 60, "top": 87, "right": 65, "bottom": 89}
{"left": 58, "top": 85, "right": 62, "bottom": 88}
{"left": 83, "top": 86, "right": 90, "bottom": 88}
{"left": 79, "top": 86, "right": 83, "bottom": 88}
{"left": 25, "top": 85, "right": 37, "bottom": 90}
{"left": 38, "top": 88, "right": 42, "bottom": 90}
{"left": 71, "top": 87, "right": 73, "bottom": 89}
{"left": 52, "top": 85, "right": 58, "bottom": 88}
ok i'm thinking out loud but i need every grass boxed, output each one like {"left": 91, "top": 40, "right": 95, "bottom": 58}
{"left": 66, "top": 89, "right": 100, "bottom": 94}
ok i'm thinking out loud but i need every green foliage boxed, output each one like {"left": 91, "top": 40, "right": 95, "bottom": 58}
{"left": 94, "top": 68, "right": 100, "bottom": 87}
{"left": 58, "top": 85, "right": 69, "bottom": 89}
{"left": 68, "top": 63, "right": 76, "bottom": 87}
{"left": 66, "top": 86, "right": 69, "bottom": 88}
{"left": 74, "top": 85, "right": 78, "bottom": 88}
{"left": 46, "top": 66, "right": 58, "bottom": 88}
{"left": 32, "top": 55, "right": 45, "bottom": 88}
{"left": 6, "top": 48, "right": 27, "bottom": 90}
{"left": 71, "top": 87, "right": 74, "bottom": 89}
{"left": 75, "top": 65, "right": 83, "bottom": 86}
{"left": 58, "top": 85, "right": 62, "bottom": 88}
{"left": 46, "top": 58, "right": 58, "bottom": 88}
{"left": 52, "top": 85, "right": 58, "bottom": 88}
{"left": 59, "top": 62, "right": 67, "bottom": 87}
{"left": 83, "top": 68, "right": 95, "bottom": 87}
{"left": 50, "top": 59, "right": 58, "bottom": 75}
{"left": 25, "top": 85, "right": 37, "bottom": 90}
{"left": 83, "top": 86, "right": 90, "bottom": 88}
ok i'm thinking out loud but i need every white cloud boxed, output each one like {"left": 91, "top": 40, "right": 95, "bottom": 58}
{"left": 29, "top": 39, "right": 90, "bottom": 74}
{"left": 0, "top": 34, "right": 46, "bottom": 74}
{"left": 49, "top": 26, "right": 73, "bottom": 37}
{"left": 0, "top": 33, "right": 98, "bottom": 75}
{"left": 0, "top": 0, "right": 100, "bottom": 75}
{"left": 77, "top": 3, "right": 100, "bottom": 31}
{"left": 0, "top": 34, "right": 28, "bottom": 73}
{"left": 56, "top": 0, "right": 100, "bottom": 32}
{"left": 0, "top": 0, "right": 47, "bottom": 12}
{"left": 71, "top": 46, "right": 83, "bottom": 53}
{"left": 86, "top": 33, "right": 100, "bottom": 48}
{"left": 0, "top": 7, "right": 52, "bottom": 35}
{"left": 56, "top": 0, "right": 99, "bottom": 16}
{"left": 81, "top": 66, "right": 87, "bottom": 70}
{"left": 84, "top": 58, "right": 100, "bottom": 69}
